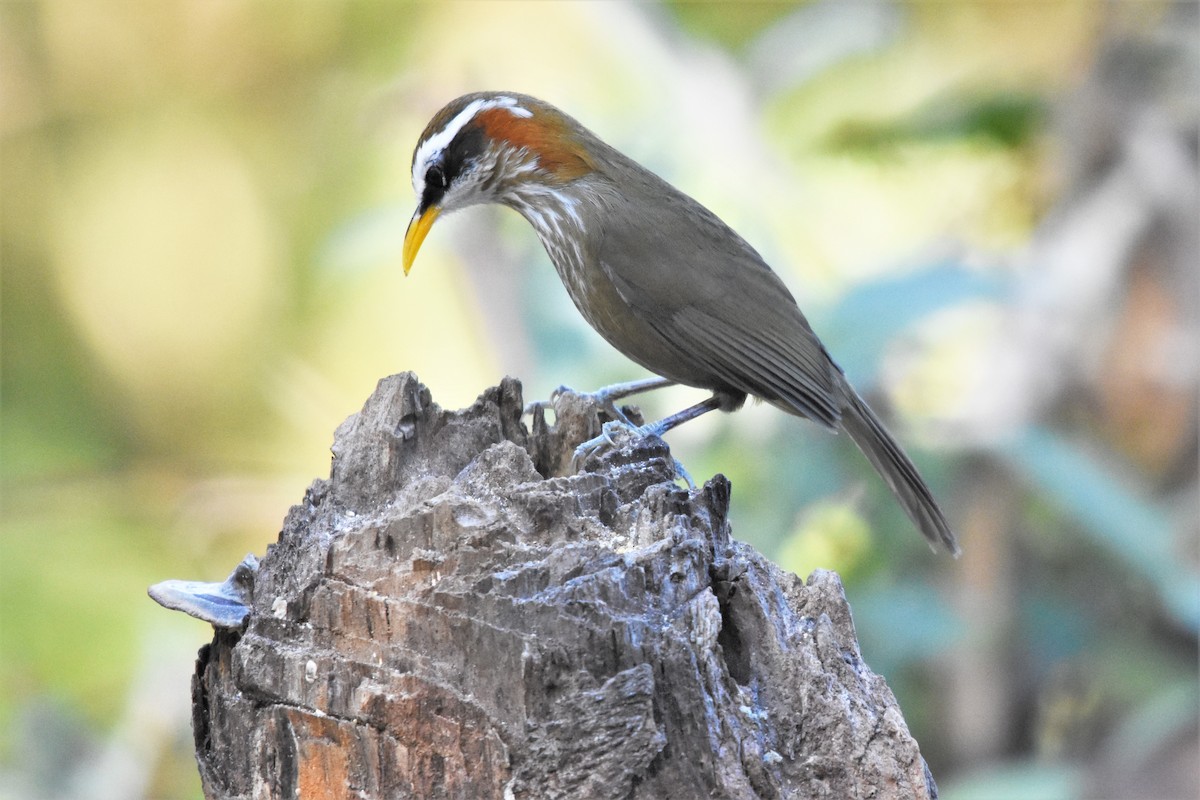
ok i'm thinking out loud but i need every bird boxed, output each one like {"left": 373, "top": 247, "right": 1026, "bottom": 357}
{"left": 402, "top": 91, "right": 959, "bottom": 556}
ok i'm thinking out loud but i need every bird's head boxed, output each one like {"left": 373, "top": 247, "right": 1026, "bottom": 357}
{"left": 402, "top": 92, "right": 599, "bottom": 275}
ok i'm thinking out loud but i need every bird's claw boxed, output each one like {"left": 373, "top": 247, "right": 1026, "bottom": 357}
{"left": 588, "top": 385, "right": 643, "bottom": 425}
{"left": 523, "top": 385, "right": 574, "bottom": 417}
{"left": 572, "top": 419, "right": 632, "bottom": 464}
{"left": 672, "top": 458, "right": 697, "bottom": 490}
{"left": 526, "top": 384, "right": 639, "bottom": 427}
{"left": 572, "top": 420, "right": 695, "bottom": 489}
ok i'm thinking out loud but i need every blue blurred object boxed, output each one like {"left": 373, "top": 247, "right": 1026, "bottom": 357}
{"left": 1001, "top": 426, "right": 1199, "bottom": 631}
{"left": 820, "top": 262, "right": 1006, "bottom": 386}
{"left": 852, "top": 582, "right": 965, "bottom": 675}
{"left": 148, "top": 554, "right": 258, "bottom": 629}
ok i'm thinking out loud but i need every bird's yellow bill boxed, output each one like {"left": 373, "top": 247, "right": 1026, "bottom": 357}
{"left": 402, "top": 205, "right": 441, "bottom": 276}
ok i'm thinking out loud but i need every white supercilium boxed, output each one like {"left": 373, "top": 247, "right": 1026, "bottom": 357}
{"left": 411, "top": 96, "right": 532, "bottom": 199}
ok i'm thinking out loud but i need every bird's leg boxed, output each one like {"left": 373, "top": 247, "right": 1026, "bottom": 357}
{"left": 590, "top": 375, "right": 676, "bottom": 404}
{"left": 587, "top": 376, "right": 676, "bottom": 424}
{"left": 635, "top": 394, "right": 725, "bottom": 438}
{"left": 573, "top": 394, "right": 725, "bottom": 486}
{"left": 576, "top": 393, "right": 725, "bottom": 453}
{"left": 523, "top": 376, "right": 676, "bottom": 424}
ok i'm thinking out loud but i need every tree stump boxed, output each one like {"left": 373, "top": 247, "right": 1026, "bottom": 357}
{"left": 188, "top": 373, "right": 937, "bottom": 799}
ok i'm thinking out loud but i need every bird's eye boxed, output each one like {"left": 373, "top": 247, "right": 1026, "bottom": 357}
{"left": 425, "top": 164, "right": 447, "bottom": 190}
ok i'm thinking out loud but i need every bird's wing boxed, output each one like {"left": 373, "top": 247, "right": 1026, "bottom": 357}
{"left": 592, "top": 178, "right": 843, "bottom": 427}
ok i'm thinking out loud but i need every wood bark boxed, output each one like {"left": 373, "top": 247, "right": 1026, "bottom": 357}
{"left": 191, "top": 373, "right": 937, "bottom": 799}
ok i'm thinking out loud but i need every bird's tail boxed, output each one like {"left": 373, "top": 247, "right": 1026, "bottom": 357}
{"left": 838, "top": 387, "right": 960, "bottom": 556}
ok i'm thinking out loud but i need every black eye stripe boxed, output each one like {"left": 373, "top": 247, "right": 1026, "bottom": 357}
{"left": 419, "top": 123, "right": 484, "bottom": 210}
{"left": 419, "top": 160, "right": 450, "bottom": 211}
{"left": 425, "top": 163, "right": 447, "bottom": 190}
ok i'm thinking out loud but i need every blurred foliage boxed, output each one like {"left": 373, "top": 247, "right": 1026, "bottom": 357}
{"left": 2, "top": 2, "right": 1196, "bottom": 798}
{"left": 665, "top": 1, "right": 797, "bottom": 52}
{"left": 829, "top": 92, "right": 1048, "bottom": 151}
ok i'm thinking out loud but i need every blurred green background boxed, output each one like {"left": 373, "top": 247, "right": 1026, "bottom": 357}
{"left": 2, "top": 2, "right": 1196, "bottom": 798}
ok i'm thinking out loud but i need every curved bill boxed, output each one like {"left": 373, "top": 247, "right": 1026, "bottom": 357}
{"left": 402, "top": 205, "right": 441, "bottom": 276}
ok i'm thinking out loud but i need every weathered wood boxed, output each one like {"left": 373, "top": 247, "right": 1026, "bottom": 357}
{"left": 191, "top": 373, "right": 937, "bottom": 799}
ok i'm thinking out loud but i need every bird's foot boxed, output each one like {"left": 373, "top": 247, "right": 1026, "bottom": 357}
{"left": 572, "top": 419, "right": 695, "bottom": 488}
{"left": 522, "top": 384, "right": 571, "bottom": 418}
{"left": 671, "top": 457, "right": 697, "bottom": 489}
{"left": 524, "top": 384, "right": 639, "bottom": 426}
{"left": 572, "top": 418, "right": 635, "bottom": 462}
{"left": 586, "top": 385, "right": 642, "bottom": 426}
